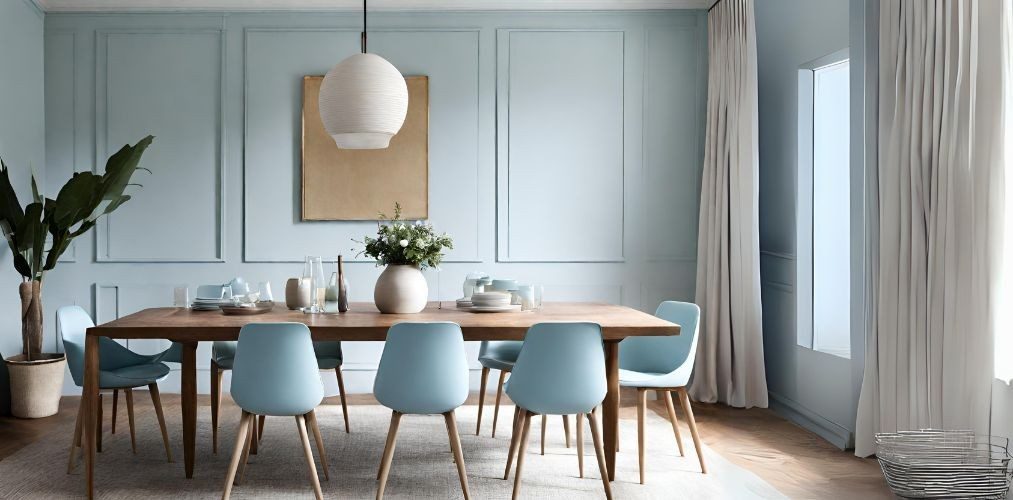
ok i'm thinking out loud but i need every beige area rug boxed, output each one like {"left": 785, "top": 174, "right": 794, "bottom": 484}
{"left": 0, "top": 404, "right": 785, "bottom": 499}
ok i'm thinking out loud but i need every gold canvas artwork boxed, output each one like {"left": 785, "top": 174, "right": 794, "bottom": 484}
{"left": 301, "top": 75, "right": 429, "bottom": 220}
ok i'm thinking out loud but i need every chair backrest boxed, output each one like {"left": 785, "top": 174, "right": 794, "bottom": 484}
{"left": 374, "top": 322, "right": 468, "bottom": 415}
{"left": 58, "top": 306, "right": 95, "bottom": 387}
{"left": 478, "top": 340, "right": 522, "bottom": 361}
{"left": 619, "top": 301, "right": 701, "bottom": 376}
{"left": 231, "top": 323, "right": 323, "bottom": 416}
{"left": 313, "top": 341, "right": 343, "bottom": 361}
{"left": 507, "top": 322, "right": 606, "bottom": 415}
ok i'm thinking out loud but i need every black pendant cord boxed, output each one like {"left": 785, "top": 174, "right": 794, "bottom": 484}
{"left": 361, "top": 0, "right": 367, "bottom": 53}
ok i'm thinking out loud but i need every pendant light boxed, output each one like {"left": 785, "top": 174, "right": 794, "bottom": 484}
{"left": 318, "top": 0, "right": 408, "bottom": 149}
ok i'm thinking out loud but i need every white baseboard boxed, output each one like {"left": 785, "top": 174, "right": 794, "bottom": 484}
{"left": 767, "top": 391, "right": 854, "bottom": 450}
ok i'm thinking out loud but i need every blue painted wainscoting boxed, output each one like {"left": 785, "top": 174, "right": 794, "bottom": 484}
{"left": 38, "top": 10, "right": 707, "bottom": 396}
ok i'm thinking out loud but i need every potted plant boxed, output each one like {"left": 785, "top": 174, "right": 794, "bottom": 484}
{"left": 358, "top": 203, "right": 453, "bottom": 313}
{"left": 0, "top": 136, "right": 154, "bottom": 418}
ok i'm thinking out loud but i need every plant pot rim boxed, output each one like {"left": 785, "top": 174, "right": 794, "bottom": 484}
{"left": 4, "top": 353, "right": 66, "bottom": 366}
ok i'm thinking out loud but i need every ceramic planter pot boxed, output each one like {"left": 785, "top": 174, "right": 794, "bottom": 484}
{"left": 4, "top": 353, "right": 66, "bottom": 418}
{"left": 374, "top": 265, "right": 428, "bottom": 313}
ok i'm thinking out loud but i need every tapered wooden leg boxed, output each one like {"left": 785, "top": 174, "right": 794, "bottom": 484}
{"left": 125, "top": 389, "right": 137, "bottom": 454}
{"left": 67, "top": 401, "right": 85, "bottom": 474}
{"left": 491, "top": 371, "right": 507, "bottom": 438}
{"left": 258, "top": 415, "right": 266, "bottom": 441}
{"left": 335, "top": 368, "right": 350, "bottom": 433}
{"left": 444, "top": 411, "right": 471, "bottom": 500}
{"left": 376, "top": 411, "right": 402, "bottom": 499}
{"left": 96, "top": 393, "right": 103, "bottom": 453}
{"left": 111, "top": 390, "right": 118, "bottom": 435}
{"left": 211, "top": 360, "right": 222, "bottom": 454}
{"left": 476, "top": 366, "right": 490, "bottom": 435}
{"left": 637, "top": 388, "right": 647, "bottom": 484}
{"left": 149, "top": 383, "right": 173, "bottom": 463}
{"left": 540, "top": 414, "right": 547, "bottom": 455}
{"left": 511, "top": 411, "right": 533, "bottom": 500}
{"left": 663, "top": 390, "right": 685, "bottom": 456}
{"left": 306, "top": 410, "right": 330, "bottom": 481}
{"left": 603, "top": 340, "right": 620, "bottom": 480}
{"left": 250, "top": 416, "right": 259, "bottom": 455}
{"left": 236, "top": 416, "right": 254, "bottom": 485}
{"left": 83, "top": 335, "right": 99, "bottom": 499}
{"left": 563, "top": 415, "right": 571, "bottom": 448}
{"left": 296, "top": 415, "right": 324, "bottom": 500}
{"left": 221, "top": 412, "right": 251, "bottom": 500}
{"left": 503, "top": 405, "right": 522, "bottom": 480}
{"left": 181, "top": 342, "right": 198, "bottom": 478}
{"left": 677, "top": 388, "right": 707, "bottom": 473}
{"left": 587, "top": 411, "right": 614, "bottom": 500}
{"left": 576, "top": 413, "right": 585, "bottom": 478}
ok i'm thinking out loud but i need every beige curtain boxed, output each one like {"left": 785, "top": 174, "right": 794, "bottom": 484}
{"left": 855, "top": 0, "right": 1005, "bottom": 457}
{"left": 690, "top": 0, "right": 768, "bottom": 409}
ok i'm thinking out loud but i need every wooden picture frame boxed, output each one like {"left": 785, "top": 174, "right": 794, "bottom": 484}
{"left": 301, "top": 75, "right": 429, "bottom": 220}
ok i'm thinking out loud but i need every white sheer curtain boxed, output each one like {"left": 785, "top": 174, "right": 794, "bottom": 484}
{"left": 689, "top": 0, "right": 768, "bottom": 409}
{"left": 855, "top": 0, "right": 1005, "bottom": 457}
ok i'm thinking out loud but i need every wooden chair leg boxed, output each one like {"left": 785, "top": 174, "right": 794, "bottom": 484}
{"left": 663, "top": 390, "right": 685, "bottom": 456}
{"left": 444, "top": 411, "right": 471, "bottom": 500}
{"left": 125, "top": 389, "right": 137, "bottom": 454}
{"left": 637, "top": 388, "right": 647, "bottom": 484}
{"left": 250, "top": 416, "right": 259, "bottom": 455}
{"left": 221, "top": 412, "right": 251, "bottom": 500}
{"left": 67, "top": 401, "right": 85, "bottom": 474}
{"left": 376, "top": 411, "right": 402, "bottom": 499}
{"left": 306, "top": 410, "right": 330, "bottom": 481}
{"left": 676, "top": 387, "right": 707, "bottom": 473}
{"left": 236, "top": 416, "right": 254, "bottom": 485}
{"left": 476, "top": 366, "right": 490, "bottom": 435}
{"left": 491, "top": 370, "right": 507, "bottom": 438}
{"left": 576, "top": 412, "right": 585, "bottom": 478}
{"left": 95, "top": 393, "right": 103, "bottom": 453}
{"left": 511, "top": 411, "right": 534, "bottom": 500}
{"left": 335, "top": 367, "right": 350, "bottom": 433}
{"left": 111, "top": 389, "right": 118, "bottom": 435}
{"left": 211, "top": 360, "right": 222, "bottom": 454}
{"left": 587, "top": 411, "right": 614, "bottom": 500}
{"left": 503, "top": 405, "right": 522, "bottom": 480}
{"left": 296, "top": 415, "right": 324, "bottom": 500}
{"left": 540, "top": 414, "right": 547, "bottom": 455}
{"left": 149, "top": 384, "right": 173, "bottom": 463}
{"left": 563, "top": 415, "right": 571, "bottom": 448}
{"left": 258, "top": 415, "right": 266, "bottom": 441}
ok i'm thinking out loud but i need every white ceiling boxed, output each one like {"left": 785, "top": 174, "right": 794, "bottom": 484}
{"left": 35, "top": 0, "right": 713, "bottom": 12}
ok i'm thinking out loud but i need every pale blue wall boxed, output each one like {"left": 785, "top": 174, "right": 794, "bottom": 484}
{"left": 39, "top": 10, "right": 708, "bottom": 396}
{"left": 756, "top": 0, "right": 863, "bottom": 448}
{"left": 0, "top": 0, "right": 46, "bottom": 414}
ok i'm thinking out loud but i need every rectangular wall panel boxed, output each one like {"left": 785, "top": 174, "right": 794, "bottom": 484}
{"left": 44, "top": 31, "right": 77, "bottom": 262}
{"left": 95, "top": 30, "right": 225, "bottom": 262}
{"left": 244, "top": 29, "right": 482, "bottom": 263}
{"left": 497, "top": 29, "right": 625, "bottom": 262}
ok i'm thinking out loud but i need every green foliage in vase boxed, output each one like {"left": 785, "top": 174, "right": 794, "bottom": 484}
{"left": 0, "top": 136, "right": 154, "bottom": 282}
{"left": 356, "top": 203, "right": 453, "bottom": 270}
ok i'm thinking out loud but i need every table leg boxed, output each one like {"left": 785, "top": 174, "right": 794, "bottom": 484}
{"left": 83, "top": 335, "right": 100, "bottom": 499}
{"left": 181, "top": 341, "right": 197, "bottom": 478}
{"left": 603, "top": 340, "right": 620, "bottom": 481}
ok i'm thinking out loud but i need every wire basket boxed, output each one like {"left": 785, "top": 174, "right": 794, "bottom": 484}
{"left": 876, "top": 430, "right": 1013, "bottom": 499}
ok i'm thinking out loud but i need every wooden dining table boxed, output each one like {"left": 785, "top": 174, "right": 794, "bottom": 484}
{"left": 80, "top": 301, "right": 680, "bottom": 498}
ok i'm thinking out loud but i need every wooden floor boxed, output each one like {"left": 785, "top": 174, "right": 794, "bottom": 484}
{"left": 0, "top": 388, "right": 889, "bottom": 499}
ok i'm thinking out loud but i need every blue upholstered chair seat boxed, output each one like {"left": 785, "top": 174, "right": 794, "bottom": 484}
{"left": 478, "top": 340, "right": 522, "bottom": 372}
{"left": 618, "top": 366, "right": 691, "bottom": 389}
{"left": 213, "top": 341, "right": 343, "bottom": 370}
{"left": 477, "top": 355, "right": 515, "bottom": 372}
{"left": 100, "top": 362, "right": 171, "bottom": 388}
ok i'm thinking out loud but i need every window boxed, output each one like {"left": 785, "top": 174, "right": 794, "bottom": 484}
{"left": 797, "top": 50, "right": 851, "bottom": 359}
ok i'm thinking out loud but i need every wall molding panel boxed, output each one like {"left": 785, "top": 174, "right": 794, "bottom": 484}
{"left": 94, "top": 28, "right": 227, "bottom": 262}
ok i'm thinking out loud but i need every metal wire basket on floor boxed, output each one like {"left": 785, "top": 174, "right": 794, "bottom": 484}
{"left": 876, "top": 430, "right": 1013, "bottom": 499}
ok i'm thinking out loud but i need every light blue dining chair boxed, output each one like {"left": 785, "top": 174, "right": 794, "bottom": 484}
{"left": 221, "top": 323, "right": 328, "bottom": 500}
{"left": 619, "top": 300, "right": 705, "bottom": 483}
{"left": 59, "top": 305, "right": 173, "bottom": 472}
{"left": 206, "top": 284, "right": 350, "bottom": 454}
{"left": 503, "top": 323, "right": 612, "bottom": 500}
{"left": 374, "top": 322, "right": 471, "bottom": 500}
{"left": 476, "top": 341, "right": 571, "bottom": 454}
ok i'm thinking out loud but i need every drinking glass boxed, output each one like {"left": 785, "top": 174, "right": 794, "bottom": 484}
{"left": 517, "top": 285, "right": 536, "bottom": 311}
{"left": 173, "top": 286, "right": 189, "bottom": 308}
{"left": 303, "top": 256, "right": 326, "bottom": 313}
{"left": 533, "top": 284, "right": 544, "bottom": 310}
{"left": 258, "top": 281, "right": 274, "bottom": 302}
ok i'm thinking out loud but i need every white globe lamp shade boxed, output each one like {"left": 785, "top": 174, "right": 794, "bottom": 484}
{"left": 318, "top": 53, "right": 409, "bottom": 149}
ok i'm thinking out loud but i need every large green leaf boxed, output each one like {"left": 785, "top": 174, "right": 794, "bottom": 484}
{"left": 101, "top": 135, "right": 154, "bottom": 200}
{"left": 53, "top": 172, "right": 102, "bottom": 228}
{"left": 15, "top": 203, "right": 43, "bottom": 253}
{"left": 0, "top": 160, "right": 25, "bottom": 231}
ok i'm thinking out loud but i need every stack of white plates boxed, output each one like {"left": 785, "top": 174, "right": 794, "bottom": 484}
{"left": 469, "top": 292, "right": 516, "bottom": 312}
{"left": 191, "top": 297, "right": 233, "bottom": 311}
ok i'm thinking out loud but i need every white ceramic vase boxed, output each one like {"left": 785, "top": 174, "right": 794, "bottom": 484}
{"left": 374, "top": 264, "right": 428, "bottom": 313}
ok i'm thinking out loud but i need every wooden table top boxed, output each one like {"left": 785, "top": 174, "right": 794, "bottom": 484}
{"left": 87, "top": 301, "right": 680, "bottom": 342}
